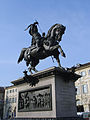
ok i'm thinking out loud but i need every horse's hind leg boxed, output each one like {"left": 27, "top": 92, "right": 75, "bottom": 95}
{"left": 28, "top": 66, "right": 38, "bottom": 74}
{"left": 18, "top": 48, "right": 27, "bottom": 63}
{"left": 57, "top": 57, "right": 61, "bottom": 67}
{"left": 31, "top": 59, "right": 39, "bottom": 73}
{"left": 32, "top": 67, "right": 38, "bottom": 72}
{"left": 55, "top": 55, "right": 61, "bottom": 68}
{"left": 28, "top": 67, "right": 33, "bottom": 74}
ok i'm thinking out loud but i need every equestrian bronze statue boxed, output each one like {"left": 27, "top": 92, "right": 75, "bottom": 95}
{"left": 18, "top": 21, "right": 66, "bottom": 73}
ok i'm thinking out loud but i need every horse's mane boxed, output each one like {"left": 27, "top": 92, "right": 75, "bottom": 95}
{"left": 46, "top": 24, "right": 59, "bottom": 38}
{"left": 46, "top": 24, "right": 65, "bottom": 38}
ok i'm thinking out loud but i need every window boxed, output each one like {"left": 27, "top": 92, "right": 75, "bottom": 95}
{"left": 76, "top": 86, "right": 80, "bottom": 95}
{"left": 9, "top": 98, "right": 11, "bottom": 102}
{"left": 82, "top": 84, "right": 88, "bottom": 94}
{"left": 89, "top": 104, "right": 90, "bottom": 111}
{"left": 88, "top": 70, "right": 90, "bottom": 75}
{"left": 15, "top": 89, "right": 17, "bottom": 92}
{"left": 81, "top": 71, "right": 86, "bottom": 77}
{"left": 12, "top": 98, "right": 14, "bottom": 103}
{"left": 15, "top": 97, "right": 17, "bottom": 103}
{"left": 10, "top": 90, "right": 12, "bottom": 93}
{"left": 6, "top": 90, "right": 8, "bottom": 94}
{"left": 6, "top": 97, "right": 8, "bottom": 104}
{"left": 13, "top": 89, "right": 14, "bottom": 92}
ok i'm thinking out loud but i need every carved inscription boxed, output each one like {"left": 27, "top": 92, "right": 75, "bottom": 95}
{"left": 18, "top": 85, "right": 52, "bottom": 111}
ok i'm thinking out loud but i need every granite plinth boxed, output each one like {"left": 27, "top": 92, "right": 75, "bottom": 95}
{"left": 11, "top": 67, "right": 80, "bottom": 118}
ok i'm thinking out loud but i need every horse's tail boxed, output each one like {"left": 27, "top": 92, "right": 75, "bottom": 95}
{"left": 17, "top": 48, "right": 26, "bottom": 63}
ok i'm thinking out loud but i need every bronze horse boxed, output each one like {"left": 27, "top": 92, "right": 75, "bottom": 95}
{"left": 18, "top": 23, "right": 66, "bottom": 73}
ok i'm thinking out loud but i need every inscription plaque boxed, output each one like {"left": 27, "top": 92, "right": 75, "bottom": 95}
{"left": 18, "top": 85, "right": 52, "bottom": 112}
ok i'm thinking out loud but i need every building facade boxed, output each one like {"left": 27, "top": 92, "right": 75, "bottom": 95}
{"left": 3, "top": 85, "right": 17, "bottom": 119}
{"left": 0, "top": 87, "right": 4, "bottom": 119}
{"left": 75, "top": 62, "right": 90, "bottom": 112}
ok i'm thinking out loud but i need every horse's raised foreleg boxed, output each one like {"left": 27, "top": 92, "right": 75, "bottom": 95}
{"left": 55, "top": 54, "right": 65, "bottom": 70}
{"left": 56, "top": 56, "right": 61, "bottom": 68}
{"left": 59, "top": 45, "right": 66, "bottom": 58}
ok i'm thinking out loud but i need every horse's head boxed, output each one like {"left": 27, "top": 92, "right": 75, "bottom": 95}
{"left": 47, "top": 24, "right": 66, "bottom": 42}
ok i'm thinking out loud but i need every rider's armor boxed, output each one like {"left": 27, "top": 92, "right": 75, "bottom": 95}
{"left": 29, "top": 22, "right": 42, "bottom": 48}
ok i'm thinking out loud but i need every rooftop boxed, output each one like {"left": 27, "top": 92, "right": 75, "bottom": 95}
{"left": 74, "top": 62, "right": 90, "bottom": 71}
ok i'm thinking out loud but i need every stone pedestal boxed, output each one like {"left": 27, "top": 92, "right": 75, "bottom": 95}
{"left": 12, "top": 67, "right": 80, "bottom": 119}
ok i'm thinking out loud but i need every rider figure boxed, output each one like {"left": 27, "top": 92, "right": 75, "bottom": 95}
{"left": 25, "top": 22, "right": 42, "bottom": 49}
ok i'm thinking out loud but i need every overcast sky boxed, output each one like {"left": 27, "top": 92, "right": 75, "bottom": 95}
{"left": 0, "top": 0, "right": 90, "bottom": 86}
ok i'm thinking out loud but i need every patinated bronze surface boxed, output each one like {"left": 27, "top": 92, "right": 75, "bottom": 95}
{"left": 18, "top": 22, "right": 66, "bottom": 73}
{"left": 18, "top": 85, "right": 52, "bottom": 112}
{"left": 23, "top": 70, "right": 39, "bottom": 87}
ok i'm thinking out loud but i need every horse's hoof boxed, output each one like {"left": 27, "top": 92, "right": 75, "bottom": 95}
{"left": 59, "top": 66, "right": 65, "bottom": 70}
{"left": 35, "top": 69, "right": 38, "bottom": 72}
{"left": 28, "top": 68, "right": 33, "bottom": 74}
